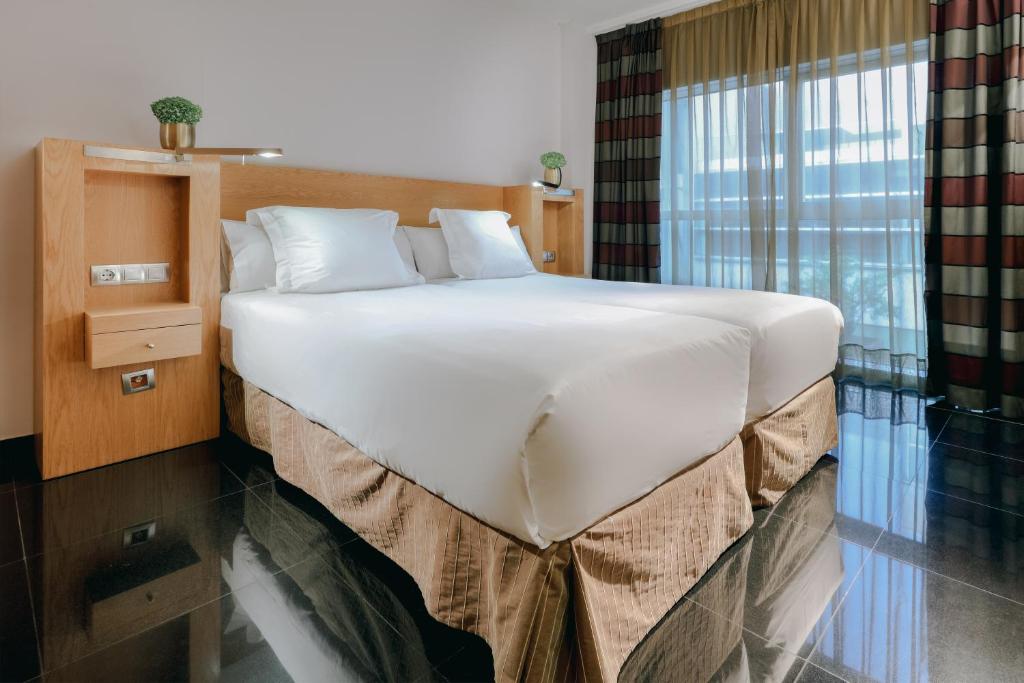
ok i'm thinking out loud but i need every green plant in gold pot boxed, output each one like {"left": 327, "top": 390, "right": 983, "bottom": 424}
{"left": 151, "top": 96, "right": 203, "bottom": 150}
{"left": 540, "top": 151, "right": 567, "bottom": 188}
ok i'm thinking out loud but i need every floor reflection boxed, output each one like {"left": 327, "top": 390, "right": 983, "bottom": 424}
{"left": 5, "top": 440, "right": 479, "bottom": 681}
{"left": 3, "top": 386, "right": 1024, "bottom": 682}
{"left": 221, "top": 485, "right": 435, "bottom": 682}
{"left": 622, "top": 461, "right": 846, "bottom": 682}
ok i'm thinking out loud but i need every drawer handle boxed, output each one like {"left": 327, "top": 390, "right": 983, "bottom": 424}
{"left": 146, "top": 343, "right": 155, "bottom": 349}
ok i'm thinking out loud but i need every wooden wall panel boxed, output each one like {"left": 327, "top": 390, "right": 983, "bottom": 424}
{"left": 503, "top": 185, "right": 545, "bottom": 269}
{"left": 221, "top": 163, "right": 504, "bottom": 227}
{"left": 544, "top": 191, "right": 584, "bottom": 275}
{"left": 35, "top": 140, "right": 221, "bottom": 478}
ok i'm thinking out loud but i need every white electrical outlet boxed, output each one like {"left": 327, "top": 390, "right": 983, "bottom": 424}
{"left": 543, "top": 251, "right": 557, "bottom": 263}
{"left": 91, "top": 265, "right": 121, "bottom": 285}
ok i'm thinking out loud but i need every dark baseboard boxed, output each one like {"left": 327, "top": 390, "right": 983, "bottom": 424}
{"left": 0, "top": 435, "right": 38, "bottom": 485}
{"left": 0, "top": 434, "right": 34, "bottom": 456}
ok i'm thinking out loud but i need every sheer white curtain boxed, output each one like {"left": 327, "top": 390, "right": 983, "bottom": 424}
{"left": 661, "top": 0, "right": 929, "bottom": 389}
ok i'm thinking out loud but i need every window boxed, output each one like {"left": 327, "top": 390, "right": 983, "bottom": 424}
{"left": 661, "top": 42, "right": 929, "bottom": 384}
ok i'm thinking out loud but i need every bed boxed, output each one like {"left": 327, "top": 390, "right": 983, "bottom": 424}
{"left": 215, "top": 163, "right": 836, "bottom": 681}
{"left": 434, "top": 273, "right": 843, "bottom": 505}
{"left": 220, "top": 285, "right": 750, "bottom": 547}
{"left": 220, "top": 283, "right": 754, "bottom": 680}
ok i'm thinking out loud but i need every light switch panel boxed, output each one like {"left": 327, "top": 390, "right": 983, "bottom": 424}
{"left": 543, "top": 251, "right": 557, "bottom": 263}
{"left": 146, "top": 263, "right": 170, "bottom": 282}
{"left": 122, "top": 264, "right": 145, "bottom": 282}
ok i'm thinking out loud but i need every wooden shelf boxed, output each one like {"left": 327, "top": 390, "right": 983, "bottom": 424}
{"left": 502, "top": 184, "right": 584, "bottom": 276}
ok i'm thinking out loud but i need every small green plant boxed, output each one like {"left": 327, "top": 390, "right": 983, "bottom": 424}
{"left": 150, "top": 96, "right": 203, "bottom": 125}
{"left": 540, "top": 151, "right": 567, "bottom": 169}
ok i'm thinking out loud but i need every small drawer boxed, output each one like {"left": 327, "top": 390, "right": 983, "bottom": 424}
{"left": 87, "top": 324, "right": 201, "bottom": 369}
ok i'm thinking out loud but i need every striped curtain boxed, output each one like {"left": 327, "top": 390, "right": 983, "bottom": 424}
{"left": 925, "top": 0, "right": 1024, "bottom": 416}
{"left": 593, "top": 19, "right": 663, "bottom": 283}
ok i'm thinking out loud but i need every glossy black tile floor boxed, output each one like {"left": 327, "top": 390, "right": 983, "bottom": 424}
{"left": 1, "top": 386, "right": 1022, "bottom": 682}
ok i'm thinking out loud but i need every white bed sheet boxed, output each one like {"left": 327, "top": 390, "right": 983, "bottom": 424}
{"left": 432, "top": 275, "right": 843, "bottom": 421}
{"left": 222, "top": 286, "right": 750, "bottom": 547}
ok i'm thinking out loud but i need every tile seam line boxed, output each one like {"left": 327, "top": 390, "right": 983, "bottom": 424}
{"left": 11, "top": 484, "right": 43, "bottom": 677}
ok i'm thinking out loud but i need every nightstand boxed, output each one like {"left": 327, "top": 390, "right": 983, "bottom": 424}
{"left": 35, "top": 139, "right": 221, "bottom": 478}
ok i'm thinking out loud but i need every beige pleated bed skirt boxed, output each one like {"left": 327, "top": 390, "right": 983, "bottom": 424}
{"left": 741, "top": 376, "right": 839, "bottom": 508}
{"left": 222, "top": 369, "right": 836, "bottom": 682}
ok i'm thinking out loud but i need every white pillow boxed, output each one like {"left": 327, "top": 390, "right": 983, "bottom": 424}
{"left": 393, "top": 226, "right": 418, "bottom": 276}
{"left": 248, "top": 206, "right": 424, "bottom": 293}
{"left": 221, "top": 219, "right": 276, "bottom": 292}
{"left": 428, "top": 209, "right": 536, "bottom": 279}
{"left": 402, "top": 226, "right": 456, "bottom": 280}
{"left": 510, "top": 226, "right": 534, "bottom": 265}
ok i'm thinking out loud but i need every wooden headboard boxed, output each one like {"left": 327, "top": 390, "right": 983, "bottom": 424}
{"left": 220, "top": 162, "right": 504, "bottom": 226}
{"left": 219, "top": 162, "right": 585, "bottom": 275}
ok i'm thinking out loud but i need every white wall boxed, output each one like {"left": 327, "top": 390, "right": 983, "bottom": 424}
{"left": 558, "top": 21, "right": 598, "bottom": 276}
{"left": 0, "top": 0, "right": 563, "bottom": 439}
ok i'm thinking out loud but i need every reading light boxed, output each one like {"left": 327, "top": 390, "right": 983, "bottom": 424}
{"left": 175, "top": 146, "right": 284, "bottom": 160}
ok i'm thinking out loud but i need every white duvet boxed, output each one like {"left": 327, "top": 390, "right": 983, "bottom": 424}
{"left": 432, "top": 275, "right": 843, "bottom": 421}
{"left": 222, "top": 285, "right": 750, "bottom": 547}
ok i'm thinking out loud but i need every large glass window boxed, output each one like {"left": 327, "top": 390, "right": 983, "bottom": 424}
{"left": 661, "top": 43, "right": 929, "bottom": 386}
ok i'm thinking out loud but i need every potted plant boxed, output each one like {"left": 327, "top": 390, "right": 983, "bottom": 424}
{"left": 540, "top": 151, "right": 567, "bottom": 188}
{"left": 150, "top": 96, "right": 203, "bottom": 150}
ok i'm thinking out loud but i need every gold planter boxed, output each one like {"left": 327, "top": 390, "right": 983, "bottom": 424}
{"left": 159, "top": 123, "right": 195, "bottom": 150}
{"left": 544, "top": 167, "right": 562, "bottom": 188}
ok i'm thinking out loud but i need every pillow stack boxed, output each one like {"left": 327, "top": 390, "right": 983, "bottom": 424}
{"left": 220, "top": 206, "right": 537, "bottom": 294}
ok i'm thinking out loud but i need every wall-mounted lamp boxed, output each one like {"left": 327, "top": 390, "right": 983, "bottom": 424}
{"left": 175, "top": 147, "right": 284, "bottom": 163}
{"left": 84, "top": 144, "right": 284, "bottom": 166}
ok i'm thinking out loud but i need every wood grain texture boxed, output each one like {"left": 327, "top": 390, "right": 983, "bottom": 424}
{"left": 559, "top": 189, "right": 584, "bottom": 275}
{"left": 505, "top": 185, "right": 584, "bottom": 274}
{"left": 84, "top": 153, "right": 193, "bottom": 178}
{"left": 502, "top": 185, "right": 545, "bottom": 269}
{"left": 83, "top": 171, "right": 186, "bottom": 308}
{"left": 85, "top": 302, "right": 202, "bottom": 334}
{"left": 87, "top": 324, "right": 202, "bottom": 369}
{"left": 221, "top": 162, "right": 504, "bottom": 226}
{"left": 35, "top": 139, "right": 221, "bottom": 478}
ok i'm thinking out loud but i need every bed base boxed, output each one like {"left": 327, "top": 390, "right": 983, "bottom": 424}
{"left": 741, "top": 376, "right": 838, "bottom": 508}
{"left": 223, "top": 369, "right": 753, "bottom": 682}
